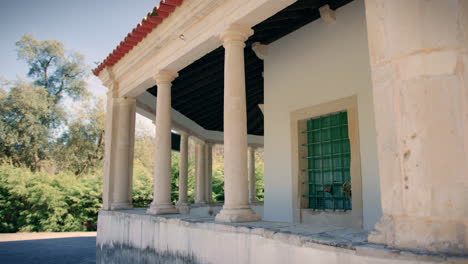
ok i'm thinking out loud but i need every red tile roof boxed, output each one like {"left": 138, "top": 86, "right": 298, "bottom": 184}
{"left": 93, "top": 0, "right": 183, "bottom": 76}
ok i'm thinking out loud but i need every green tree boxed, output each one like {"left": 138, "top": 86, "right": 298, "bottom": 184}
{"left": 0, "top": 81, "right": 64, "bottom": 170}
{"left": 53, "top": 98, "right": 105, "bottom": 176}
{"left": 0, "top": 35, "right": 89, "bottom": 170}
{"left": 15, "top": 34, "right": 89, "bottom": 102}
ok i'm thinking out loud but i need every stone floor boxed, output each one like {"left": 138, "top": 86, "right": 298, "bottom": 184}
{"left": 0, "top": 232, "right": 96, "bottom": 264}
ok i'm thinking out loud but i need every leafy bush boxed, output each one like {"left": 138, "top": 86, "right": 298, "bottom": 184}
{"left": 0, "top": 163, "right": 101, "bottom": 232}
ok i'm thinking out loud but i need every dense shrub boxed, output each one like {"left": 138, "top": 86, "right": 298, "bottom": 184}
{"left": 0, "top": 147, "right": 264, "bottom": 233}
{"left": 0, "top": 163, "right": 101, "bottom": 232}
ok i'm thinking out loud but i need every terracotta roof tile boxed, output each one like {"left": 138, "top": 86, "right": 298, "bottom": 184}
{"left": 93, "top": 0, "right": 183, "bottom": 76}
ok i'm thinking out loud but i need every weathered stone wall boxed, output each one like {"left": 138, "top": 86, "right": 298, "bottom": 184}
{"left": 97, "top": 210, "right": 464, "bottom": 263}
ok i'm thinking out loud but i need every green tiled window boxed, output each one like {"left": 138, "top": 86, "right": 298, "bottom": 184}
{"left": 303, "top": 112, "right": 352, "bottom": 210}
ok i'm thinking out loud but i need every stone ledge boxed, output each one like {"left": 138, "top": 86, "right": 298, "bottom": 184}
{"left": 97, "top": 209, "right": 467, "bottom": 264}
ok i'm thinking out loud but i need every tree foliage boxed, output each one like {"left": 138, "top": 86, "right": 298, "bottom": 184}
{"left": 0, "top": 81, "right": 64, "bottom": 170}
{"left": 16, "top": 34, "right": 89, "bottom": 102}
{"left": 0, "top": 35, "right": 90, "bottom": 171}
{"left": 53, "top": 98, "right": 105, "bottom": 175}
{"left": 0, "top": 35, "right": 265, "bottom": 233}
{"left": 0, "top": 163, "right": 101, "bottom": 232}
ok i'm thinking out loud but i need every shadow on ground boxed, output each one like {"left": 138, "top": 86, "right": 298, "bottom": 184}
{"left": 0, "top": 237, "right": 96, "bottom": 264}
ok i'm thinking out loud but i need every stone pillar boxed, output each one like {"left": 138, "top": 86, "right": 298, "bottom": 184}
{"left": 215, "top": 24, "right": 260, "bottom": 222}
{"left": 102, "top": 89, "right": 117, "bottom": 210}
{"left": 195, "top": 142, "right": 206, "bottom": 205}
{"left": 205, "top": 142, "right": 213, "bottom": 204}
{"left": 248, "top": 146, "right": 258, "bottom": 204}
{"left": 176, "top": 132, "right": 190, "bottom": 213}
{"left": 109, "top": 97, "right": 136, "bottom": 210}
{"left": 148, "top": 70, "right": 179, "bottom": 215}
{"left": 365, "top": 0, "right": 468, "bottom": 254}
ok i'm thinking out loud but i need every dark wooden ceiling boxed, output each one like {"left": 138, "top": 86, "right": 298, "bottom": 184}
{"left": 148, "top": 0, "right": 353, "bottom": 136}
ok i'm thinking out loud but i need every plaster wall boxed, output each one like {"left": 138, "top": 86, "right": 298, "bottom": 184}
{"left": 263, "top": 0, "right": 381, "bottom": 229}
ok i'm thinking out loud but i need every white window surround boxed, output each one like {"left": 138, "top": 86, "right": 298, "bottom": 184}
{"left": 290, "top": 95, "right": 363, "bottom": 229}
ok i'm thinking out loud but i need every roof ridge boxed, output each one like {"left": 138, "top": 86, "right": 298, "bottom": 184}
{"left": 93, "top": 0, "right": 183, "bottom": 76}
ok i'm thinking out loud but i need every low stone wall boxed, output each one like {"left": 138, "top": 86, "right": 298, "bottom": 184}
{"left": 97, "top": 210, "right": 465, "bottom": 264}
{"left": 188, "top": 204, "right": 264, "bottom": 218}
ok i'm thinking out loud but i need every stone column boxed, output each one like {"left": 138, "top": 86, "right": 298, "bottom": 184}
{"left": 102, "top": 89, "right": 117, "bottom": 210}
{"left": 365, "top": 0, "right": 467, "bottom": 254}
{"left": 110, "top": 97, "right": 136, "bottom": 210}
{"left": 215, "top": 24, "right": 260, "bottom": 222}
{"left": 205, "top": 142, "right": 213, "bottom": 204}
{"left": 176, "top": 132, "right": 190, "bottom": 213}
{"left": 248, "top": 146, "right": 258, "bottom": 204}
{"left": 195, "top": 142, "right": 206, "bottom": 205}
{"left": 148, "top": 70, "right": 179, "bottom": 215}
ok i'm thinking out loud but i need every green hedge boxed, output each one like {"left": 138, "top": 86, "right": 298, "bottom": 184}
{"left": 0, "top": 164, "right": 101, "bottom": 232}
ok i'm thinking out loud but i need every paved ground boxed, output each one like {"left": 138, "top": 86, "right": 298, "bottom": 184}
{"left": 0, "top": 232, "right": 96, "bottom": 264}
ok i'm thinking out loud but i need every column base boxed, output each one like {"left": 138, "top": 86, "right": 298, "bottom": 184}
{"left": 176, "top": 202, "right": 190, "bottom": 214}
{"left": 215, "top": 207, "right": 261, "bottom": 223}
{"left": 110, "top": 201, "right": 133, "bottom": 210}
{"left": 193, "top": 201, "right": 207, "bottom": 207}
{"left": 369, "top": 214, "right": 467, "bottom": 255}
{"left": 249, "top": 199, "right": 260, "bottom": 205}
{"left": 147, "top": 203, "right": 179, "bottom": 215}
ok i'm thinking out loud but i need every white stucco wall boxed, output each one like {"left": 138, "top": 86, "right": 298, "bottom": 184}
{"left": 263, "top": 0, "right": 381, "bottom": 230}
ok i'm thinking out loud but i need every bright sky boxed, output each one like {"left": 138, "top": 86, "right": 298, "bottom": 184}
{"left": 0, "top": 0, "right": 157, "bottom": 130}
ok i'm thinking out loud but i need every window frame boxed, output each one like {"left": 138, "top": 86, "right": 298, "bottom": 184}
{"left": 291, "top": 96, "right": 363, "bottom": 228}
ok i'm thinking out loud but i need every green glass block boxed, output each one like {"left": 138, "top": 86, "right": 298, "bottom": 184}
{"left": 343, "top": 154, "right": 351, "bottom": 168}
{"left": 323, "top": 171, "right": 332, "bottom": 184}
{"left": 308, "top": 158, "right": 314, "bottom": 170}
{"left": 317, "top": 197, "right": 325, "bottom": 209}
{"left": 336, "top": 200, "right": 344, "bottom": 210}
{"left": 322, "top": 142, "right": 331, "bottom": 155}
{"left": 331, "top": 113, "right": 340, "bottom": 126}
{"left": 307, "top": 119, "right": 313, "bottom": 130}
{"left": 322, "top": 158, "right": 331, "bottom": 169}
{"left": 309, "top": 198, "right": 316, "bottom": 209}
{"left": 341, "top": 125, "right": 349, "bottom": 138}
{"left": 332, "top": 169, "right": 342, "bottom": 181}
{"left": 332, "top": 141, "right": 342, "bottom": 153}
{"left": 312, "top": 132, "right": 321, "bottom": 143}
{"left": 333, "top": 156, "right": 341, "bottom": 168}
{"left": 343, "top": 140, "right": 350, "bottom": 153}
{"left": 314, "top": 172, "right": 322, "bottom": 184}
{"left": 340, "top": 112, "right": 348, "bottom": 123}
{"left": 306, "top": 111, "right": 351, "bottom": 210}
{"left": 312, "top": 144, "right": 321, "bottom": 156}
{"left": 334, "top": 184, "right": 343, "bottom": 195}
{"left": 331, "top": 126, "right": 341, "bottom": 140}
{"left": 312, "top": 119, "right": 321, "bottom": 130}
{"left": 307, "top": 132, "right": 313, "bottom": 143}
{"left": 321, "top": 115, "right": 331, "bottom": 127}
{"left": 343, "top": 170, "right": 351, "bottom": 182}
{"left": 321, "top": 128, "right": 331, "bottom": 141}
{"left": 313, "top": 158, "right": 321, "bottom": 169}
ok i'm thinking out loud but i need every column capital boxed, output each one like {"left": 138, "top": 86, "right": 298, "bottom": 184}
{"left": 153, "top": 70, "right": 179, "bottom": 85}
{"left": 220, "top": 24, "right": 254, "bottom": 44}
{"left": 115, "top": 96, "right": 136, "bottom": 105}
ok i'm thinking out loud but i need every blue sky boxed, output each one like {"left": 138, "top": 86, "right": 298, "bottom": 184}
{"left": 0, "top": 0, "right": 157, "bottom": 97}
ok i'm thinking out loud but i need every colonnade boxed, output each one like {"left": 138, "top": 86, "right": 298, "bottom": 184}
{"left": 104, "top": 24, "right": 261, "bottom": 222}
